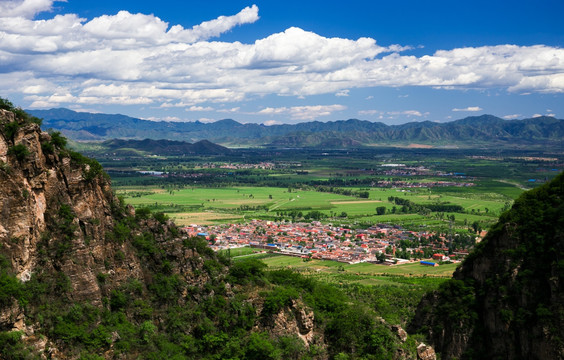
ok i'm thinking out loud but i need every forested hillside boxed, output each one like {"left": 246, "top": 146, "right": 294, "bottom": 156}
{"left": 410, "top": 171, "right": 564, "bottom": 359}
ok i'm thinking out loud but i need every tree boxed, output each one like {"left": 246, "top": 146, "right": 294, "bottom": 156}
{"left": 358, "top": 191, "right": 369, "bottom": 199}
{"left": 0, "top": 97, "right": 14, "bottom": 110}
{"left": 50, "top": 131, "right": 67, "bottom": 149}
{"left": 376, "top": 206, "right": 386, "bottom": 216}
{"left": 471, "top": 221, "right": 481, "bottom": 234}
{"left": 245, "top": 332, "right": 279, "bottom": 360}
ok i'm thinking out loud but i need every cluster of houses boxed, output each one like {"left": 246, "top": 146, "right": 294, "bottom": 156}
{"left": 371, "top": 179, "right": 475, "bottom": 188}
{"left": 197, "top": 162, "right": 276, "bottom": 170}
{"left": 182, "top": 220, "right": 469, "bottom": 265}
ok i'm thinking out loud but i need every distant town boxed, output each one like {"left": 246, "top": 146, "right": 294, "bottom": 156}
{"left": 183, "top": 220, "right": 480, "bottom": 266}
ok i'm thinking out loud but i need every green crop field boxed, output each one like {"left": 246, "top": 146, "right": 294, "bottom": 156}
{"left": 107, "top": 146, "right": 552, "bottom": 231}
{"left": 246, "top": 254, "right": 459, "bottom": 286}
{"left": 218, "top": 247, "right": 264, "bottom": 257}
{"left": 259, "top": 254, "right": 458, "bottom": 276}
{"left": 117, "top": 182, "right": 514, "bottom": 229}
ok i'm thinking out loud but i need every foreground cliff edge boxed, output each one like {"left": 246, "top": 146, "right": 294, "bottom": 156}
{"left": 0, "top": 104, "right": 424, "bottom": 358}
{"left": 410, "top": 170, "right": 564, "bottom": 359}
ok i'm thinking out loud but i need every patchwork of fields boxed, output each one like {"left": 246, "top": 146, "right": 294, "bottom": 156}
{"left": 118, "top": 184, "right": 514, "bottom": 228}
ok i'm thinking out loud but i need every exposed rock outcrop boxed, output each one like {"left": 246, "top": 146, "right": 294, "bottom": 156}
{"left": 416, "top": 343, "right": 436, "bottom": 360}
{"left": 260, "top": 298, "right": 319, "bottom": 347}
{"left": 0, "top": 108, "right": 130, "bottom": 308}
{"left": 392, "top": 324, "right": 408, "bottom": 343}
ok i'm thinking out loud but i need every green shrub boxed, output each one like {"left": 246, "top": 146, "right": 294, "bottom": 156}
{"left": 41, "top": 141, "right": 54, "bottom": 154}
{"left": 135, "top": 207, "right": 152, "bottom": 220}
{"left": 325, "top": 306, "right": 397, "bottom": 358}
{"left": 245, "top": 332, "right": 280, "bottom": 360}
{"left": 203, "top": 259, "right": 223, "bottom": 277}
{"left": 183, "top": 237, "right": 214, "bottom": 257}
{"left": 133, "top": 232, "right": 161, "bottom": 259}
{"left": 229, "top": 258, "right": 266, "bottom": 285}
{"left": 110, "top": 290, "right": 128, "bottom": 311}
{"left": 0, "top": 255, "right": 22, "bottom": 308}
{"left": 79, "top": 353, "right": 105, "bottom": 360}
{"left": 153, "top": 212, "right": 169, "bottom": 224}
{"left": 262, "top": 286, "right": 299, "bottom": 316}
{"left": 112, "top": 221, "right": 131, "bottom": 244}
{"left": 50, "top": 131, "right": 67, "bottom": 149}
{"left": 96, "top": 273, "right": 108, "bottom": 284}
{"left": 149, "top": 274, "right": 183, "bottom": 304}
{"left": 0, "top": 97, "right": 42, "bottom": 125}
{"left": 0, "top": 161, "right": 10, "bottom": 173}
{"left": 0, "top": 331, "right": 38, "bottom": 359}
{"left": 69, "top": 151, "right": 107, "bottom": 182}
{"left": 0, "top": 97, "right": 14, "bottom": 111}
{"left": 3, "top": 121, "right": 20, "bottom": 141}
{"left": 58, "top": 204, "right": 77, "bottom": 243}
{"left": 114, "top": 250, "right": 125, "bottom": 261}
{"left": 8, "top": 144, "right": 29, "bottom": 162}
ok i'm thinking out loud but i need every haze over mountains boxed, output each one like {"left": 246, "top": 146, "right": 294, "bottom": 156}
{"left": 29, "top": 108, "right": 564, "bottom": 149}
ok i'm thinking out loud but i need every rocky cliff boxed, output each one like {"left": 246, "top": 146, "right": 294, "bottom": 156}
{"left": 409, "top": 172, "right": 564, "bottom": 359}
{"left": 0, "top": 107, "right": 217, "bottom": 357}
{"left": 1, "top": 107, "right": 125, "bottom": 304}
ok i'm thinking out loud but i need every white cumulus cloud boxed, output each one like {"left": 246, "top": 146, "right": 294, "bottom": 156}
{"left": 359, "top": 109, "right": 425, "bottom": 117}
{"left": 358, "top": 110, "right": 381, "bottom": 115}
{"left": 263, "top": 120, "right": 282, "bottom": 126}
{"left": 452, "top": 106, "right": 483, "bottom": 112}
{"left": 0, "top": 2, "right": 563, "bottom": 112}
{"left": 258, "top": 105, "right": 346, "bottom": 120}
{"left": 503, "top": 114, "right": 521, "bottom": 120}
{"left": 186, "top": 106, "right": 215, "bottom": 112}
{"left": 0, "top": 0, "right": 61, "bottom": 19}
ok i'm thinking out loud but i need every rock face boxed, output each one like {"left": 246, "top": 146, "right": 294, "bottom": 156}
{"left": 392, "top": 325, "right": 408, "bottom": 343}
{"left": 410, "top": 172, "right": 564, "bottom": 359}
{"left": 0, "top": 109, "right": 209, "bottom": 328}
{"left": 261, "top": 298, "right": 318, "bottom": 347}
{"left": 416, "top": 343, "right": 436, "bottom": 360}
{"left": 0, "top": 109, "right": 121, "bottom": 306}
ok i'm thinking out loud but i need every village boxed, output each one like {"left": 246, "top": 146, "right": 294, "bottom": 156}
{"left": 182, "top": 219, "right": 476, "bottom": 266}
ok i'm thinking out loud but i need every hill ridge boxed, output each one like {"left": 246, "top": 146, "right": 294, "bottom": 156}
{"left": 30, "top": 108, "right": 564, "bottom": 148}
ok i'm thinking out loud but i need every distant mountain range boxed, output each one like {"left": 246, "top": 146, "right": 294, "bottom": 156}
{"left": 29, "top": 108, "right": 564, "bottom": 149}
{"left": 100, "top": 138, "right": 231, "bottom": 156}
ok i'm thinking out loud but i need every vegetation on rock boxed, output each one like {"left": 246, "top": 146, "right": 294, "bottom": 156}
{"left": 410, "top": 171, "right": 564, "bottom": 359}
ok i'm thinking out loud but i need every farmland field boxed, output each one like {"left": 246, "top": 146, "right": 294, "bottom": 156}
{"left": 259, "top": 254, "right": 458, "bottom": 276}
{"left": 117, "top": 183, "right": 515, "bottom": 230}
{"left": 236, "top": 254, "right": 460, "bottom": 286}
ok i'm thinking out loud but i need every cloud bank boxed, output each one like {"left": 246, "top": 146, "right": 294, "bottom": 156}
{"left": 0, "top": 0, "right": 563, "bottom": 111}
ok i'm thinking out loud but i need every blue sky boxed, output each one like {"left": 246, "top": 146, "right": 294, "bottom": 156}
{"left": 1, "top": 0, "right": 563, "bottom": 124}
